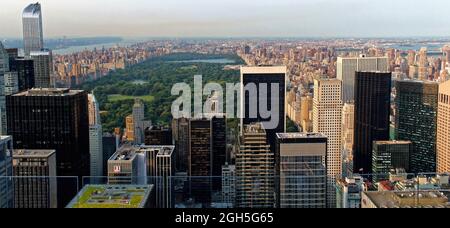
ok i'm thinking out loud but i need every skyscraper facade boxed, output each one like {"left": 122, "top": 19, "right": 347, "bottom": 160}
{"left": 155, "top": 146, "right": 175, "bottom": 208}
{"left": 188, "top": 118, "right": 212, "bottom": 205}
{"left": 337, "top": 56, "right": 389, "bottom": 102}
{"left": 13, "top": 149, "right": 57, "bottom": 208}
{"left": 30, "top": 50, "right": 52, "bottom": 88}
{"left": 0, "top": 42, "right": 9, "bottom": 135}
{"left": 23, "top": 3, "right": 44, "bottom": 56}
{"left": 342, "top": 103, "right": 355, "bottom": 177}
{"left": 275, "top": 133, "right": 327, "bottom": 208}
{"left": 172, "top": 118, "right": 189, "bottom": 172}
{"left": 236, "top": 123, "right": 274, "bottom": 208}
{"left": 437, "top": 80, "right": 450, "bottom": 173}
{"left": 353, "top": 71, "right": 391, "bottom": 174}
{"left": 88, "top": 94, "right": 103, "bottom": 177}
{"left": 372, "top": 141, "right": 412, "bottom": 178}
{"left": 144, "top": 126, "right": 173, "bottom": 146}
{"left": 313, "top": 78, "right": 343, "bottom": 208}
{"left": 395, "top": 80, "right": 438, "bottom": 173}
{"left": 133, "top": 99, "right": 145, "bottom": 144}
{"left": 0, "top": 136, "right": 13, "bottom": 208}
{"left": 241, "top": 66, "right": 286, "bottom": 151}
{"left": 6, "top": 88, "right": 90, "bottom": 207}
{"left": 9, "top": 57, "right": 35, "bottom": 92}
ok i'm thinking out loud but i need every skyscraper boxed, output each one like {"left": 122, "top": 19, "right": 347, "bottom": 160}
{"left": 144, "top": 126, "right": 173, "bottom": 146}
{"left": 133, "top": 99, "right": 145, "bottom": 144}
{"left": 353, "top": 71, "right": 391, "bottom": 174}
{"left": 221, "top": 163, "right": 236, "bottom": 208}
{"left": 30, "top": 50, "right": 52, "bottom": 88}
{"left": 236, "top": 123, "right": 274, "bottom": 208}
{"left": 437, "top": 80, "right": 450, "bottom": 173}
{"left": 395, "top": 80, "right": 438, "bottom": 173}
{"left": 372, "top": 141, "right": 412, "bottom": 179}
{"left": 0, "top": 136, "right": 13, "bottom": 208}
{"left": 313, "top": 78, "right": 343, "bottom": 208}
{"left": 337, "top": 56, "right": 389, "bottom": 102}
{"left": 4, "top": 72, "right": 19, "bottom": 96}
{"left": 13, "top": 149, "right": 57, "bottom": 208}
{"left": 241, "top": 66, "right": 286, "bottom": 151}
{"left": 342, "top": 103, "right": 355, "bottom": 177}
{"left": 188, "top": 118, "right": 212, "bottom": 205}
{"left": 155, "top": 146, "right": 175, "bottom": 208}
{"left": 172, "top": 118, "right": 189, "bottom": 172}
{"left": 0, "top": 42, "right": 9, "bottom": 135}
{"left": 6, "top": 88, "right": 90, "bottom": 207}
{"left": 88, "top": 94, "right": 103, "bottom": 177}
{"left": 211, "top": 115, "right": 226, "bottom": 191}
{"left": 336, "top": 175, "right": 364, "bottom": 208}
{"left": 23, "top": 3, "right": 44, "bottom": 56}
{"left": 275, "top": 133, "right": 327, "bottom": 208}
{"left": 9, "top": 57, "right": 35, "bottom": 92}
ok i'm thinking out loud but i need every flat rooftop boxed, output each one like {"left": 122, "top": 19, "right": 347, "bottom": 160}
{"left": 12, "top": 88, "right": 84, "bottom": 97}
{"left": 277, "top": 132, "right": 327, "bottom": 139}
{"left": 13, "top": 149, "right": 55, "bottom": 158}
{"left": 374, "top": 140, "right": 412, "bottom": 145}
{"left": 244, "top": 123, "right": 266, "bottom": 134}
{"left": 364, "top": 191, "right": 450, "bottom": 208}
{"left": 66, "top": 185, "right": 153, "bottom": 208}
{"left": 138, "top": 145, "right": 175, "bottom": 157}
{"left": 110, "top": 145, "right": 137, "bottom": 161}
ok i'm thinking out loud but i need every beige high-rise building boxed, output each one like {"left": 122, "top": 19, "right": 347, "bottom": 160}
{"left": 300, "top": 95, "right": 313, "bottom": 132}
{"left": 342, "top": 103, "right": 354, "bottom": 152}
{"left": 437, "top": 80, "right": 450, "bottom": 173}
{"left": 313, "top": 78, "right": 343, "bottom": 208}
{"left": 337, "top": 55, "right": 388, "bottom": 102}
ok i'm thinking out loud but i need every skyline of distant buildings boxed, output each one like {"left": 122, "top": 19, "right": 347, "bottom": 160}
{"left": 2, "top": 2, "right": 450, "bottom": 209}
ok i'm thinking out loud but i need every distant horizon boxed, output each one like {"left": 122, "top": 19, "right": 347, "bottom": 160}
{"left": 2, "top": 0, "right": 450, "bottom": 38}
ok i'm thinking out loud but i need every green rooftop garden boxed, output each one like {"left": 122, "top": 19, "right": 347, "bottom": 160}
{"left": 70, "top": 186, "right": 147, "bottom": 208}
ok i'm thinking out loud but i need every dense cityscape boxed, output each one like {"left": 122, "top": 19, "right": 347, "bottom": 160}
{"left": 1, "top": 2, "right": 450, "bottom": 211}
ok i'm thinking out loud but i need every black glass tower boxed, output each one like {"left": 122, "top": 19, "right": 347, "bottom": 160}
{"left": 9, "top": 57, "right": 35, "bottom": 92}
{"left": 353, "top": 71, "right": 391, "bottom": 174}
{"left": 241, "top": 66, "right": 286, "bottom": 152}
{"left": 394, "top": 80, "right": 438, "bottom": 173}
{"left": 144, "top": 126, "right": 173, "bottom": 146}
{"left": 6, "top": 88, "right": 90, "bottom": 207}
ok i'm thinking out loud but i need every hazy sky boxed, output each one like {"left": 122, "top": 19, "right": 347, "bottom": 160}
{"left": 1, "top": 0, "right": 450, "bottom": 38}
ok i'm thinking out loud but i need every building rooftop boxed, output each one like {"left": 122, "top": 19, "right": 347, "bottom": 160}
{"left": 241, "top": 65, "right": 286, "bottom": 74}
{"left": 12, "top": 88, "right": 84, "bottom": 97}
{"left": 374, "top": 140, "right": 412, "bottom": 145}
{"left": 138, "top": 145, "right": 175, "bottom": 157}
{"left": 13, "top": 149, "right": 55, "bottom": 158}
{"left": 244, "top": 123, "right": 266, "bottom": 134}
{"left": 363, "top": 191, "right": 450, "bottom": 208}
{"left": 109, "top": 145, "right": 138, "bottom": 161}
{"left": 66, "top": 185, "right": 153, "bottom": 208}
{"left": 276, "top": 132, "right": 327, "bottom": 139}
{"left": 23, "top": 3, "right": 41, "bottom": 18}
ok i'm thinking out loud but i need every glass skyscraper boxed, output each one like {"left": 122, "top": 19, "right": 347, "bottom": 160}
{"left": 395, "top": 80, "right": 438, "bottom": 173}
{"left": 23, "top": 3, "right": 44, "bottom": 56}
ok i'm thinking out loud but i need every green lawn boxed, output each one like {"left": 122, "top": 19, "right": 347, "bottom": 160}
{"left": 108, "top": 94, "right": 155, "bottom": 102}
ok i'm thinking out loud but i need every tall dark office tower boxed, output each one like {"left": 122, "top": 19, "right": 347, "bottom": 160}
{"left": 30, "top": 50, "right": 52, "bottom": 88}
{"left": 102, "top": 133, "right": 117, "bottom": 176}
{"left": 211, "top": 115, "right": 226, "bottom": 191}
{"left": 188, "top": 118, "right": 212, "bottom": 205}
{"left": 6, "top": 88, "right": 90, "bottom": 207}
{"left": 353, "top": 71, "right": 391, "bottom": 174}
{"left": 144, "top": 126, "right": 173, "bottom": 146}
{"left": 395, "top": 80, "right": 438, "bottom": 173}
{"left": 13, "top": 150, "right": 57, "bottom": 208}
{"left": 10, "top": 57, "right": 35, "bottom": 92}
{"left": 241, "top": 66, "right": 286, "bottom": 152}
{"left": 172, "top": 118, "right": 190, "bottom": 172}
